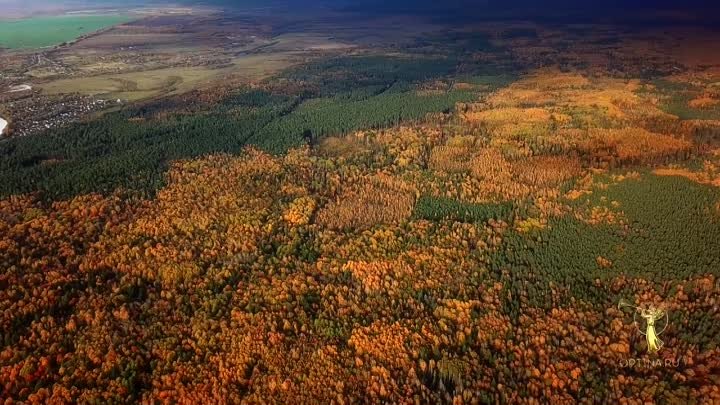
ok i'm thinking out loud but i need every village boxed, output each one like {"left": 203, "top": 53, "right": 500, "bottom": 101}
{"left": 0, "top": 85, "right": 116, "bottom": 138}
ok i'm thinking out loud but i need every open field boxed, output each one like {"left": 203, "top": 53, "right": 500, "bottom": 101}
{"left": 0, "top": 15, "right": 134, "bottom": 49}
{"left": 38, "top": 65, "right": 241, "bottom": 101}
{"left": 37, "top": 53, "right": 299, "bottom": 101}
{"left": 269, "top": 33, "right": 357, "bottom": 51}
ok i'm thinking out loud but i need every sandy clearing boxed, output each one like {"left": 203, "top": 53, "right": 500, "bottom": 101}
{"left": 7, "top": 84, "right": 32, "bottom": 93}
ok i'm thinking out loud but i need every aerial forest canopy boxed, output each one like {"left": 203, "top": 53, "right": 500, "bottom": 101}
{"left": 1, "top": 3, "right": 720, "bottom": 405}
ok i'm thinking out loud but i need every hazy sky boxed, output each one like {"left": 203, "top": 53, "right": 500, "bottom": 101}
{"left": 0, "top": 0, "right": 714, "bottom": 9}
{"left": 1, "top": 0, "right": 717, "bottom": 21}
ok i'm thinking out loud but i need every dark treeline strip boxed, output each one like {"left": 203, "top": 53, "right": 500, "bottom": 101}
{"left": 283, "top": 55, "right": 461, "bottom": 97}
{"left": 0, "top": 112, "right": 265, "bottom": 198}
{"left": 413, "top": 195, "right": 514, "bottom": 223}
{"left": 250, "top": 90, "right": 476, "bottom": 153}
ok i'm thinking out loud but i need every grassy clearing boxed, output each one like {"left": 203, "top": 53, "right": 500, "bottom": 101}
{"left": 269, "top": 33, "right": 355, "bottom": 51}
{"left": 38, "top": 54, "right": 296, "bottom": 101}
{"left": 228, "top": 53, "right": 299, "bottom": 81}
{"left": 39, "top": 66, "right": 221, "bottom": 101}
{"left": 0, "top": 15, "right": 133, "bottom": 49}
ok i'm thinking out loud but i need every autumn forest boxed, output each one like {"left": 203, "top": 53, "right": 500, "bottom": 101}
{"left": 2, "top": 6, "right": 720, "bottom": 405}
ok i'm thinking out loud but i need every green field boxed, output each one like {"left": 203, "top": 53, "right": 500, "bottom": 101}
{"left": 0, "top": 15, "right": 133, "bottom": 49}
